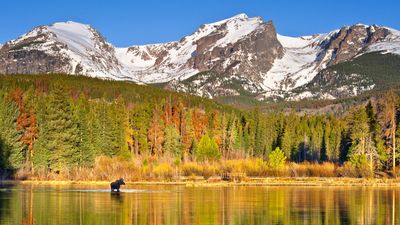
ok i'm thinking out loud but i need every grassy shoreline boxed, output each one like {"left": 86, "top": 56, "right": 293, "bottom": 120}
{"left": 1, "top": 177, "right": 400, "bottom": 187}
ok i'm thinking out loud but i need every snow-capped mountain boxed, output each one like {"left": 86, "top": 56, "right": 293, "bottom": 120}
{"left": 0, "top": 21, "right": 147, "bottom": 82}
{"left": 1, "top": 14, "right": 399, "bottom": 101}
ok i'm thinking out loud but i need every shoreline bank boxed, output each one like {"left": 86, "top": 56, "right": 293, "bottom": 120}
{"left": 1, "top": 177, "right": 400, "bottom": 187}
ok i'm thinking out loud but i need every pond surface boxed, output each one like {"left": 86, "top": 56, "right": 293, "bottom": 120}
{"left": 0, "top": 184, "right": 399, "bottom": 225}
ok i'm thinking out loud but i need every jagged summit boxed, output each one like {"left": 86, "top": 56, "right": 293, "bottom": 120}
{"left": 115, "top": 13, "right": 281, "bottom": 83}
{"left": 228, "top": 13, "right": 249, "bottom": 19}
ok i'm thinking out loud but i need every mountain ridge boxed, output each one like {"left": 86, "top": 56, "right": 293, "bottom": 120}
{"left": 0, "top": 13, "right": 399, "bottom": 101}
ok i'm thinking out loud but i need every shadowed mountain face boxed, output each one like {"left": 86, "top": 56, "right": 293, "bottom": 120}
{"left": 0, "top": 14, "right": 399, "bottom": 101}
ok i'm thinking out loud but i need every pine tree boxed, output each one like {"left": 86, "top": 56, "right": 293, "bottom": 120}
{"left": 86, "top": 100, "right": 103, "bottom": 157}
{"left": 265, "top": 114, "right": 280, "bottom": 158}
{"left": 163, "top": 125, "right": 183, "bottom": 158}
{"left": 32, "top": 95, "right": 50, "bottom": 170}
{"left": 324, "top": 117, "right": 343, "bottom": 162}
{"left": 366, "top": 101, "right": 388, "bottom": 168}
{"left": 130, "top": 103, "right": 151, "bottom": 156}
{"left": 235, "top": 119, "right": 244, "bottom": 157}
{"left": 220, "top": 112, "right": 228, "bottom": 158}
{"left": 196, "top": 133, "right": 220, "bottom": 161}
{"left": 322, "top": 121, "right": 331, "bottom": 162}
{"left": 377, "top": 91, "right": 398, "bottom": 172}
{"left": 253, "top": 109, "right": 266, "bottom": 157}
{"left": 91, "top": 96, "right": 128, "bottom": 157}
{"left": 227, "top": 115, "right": 240, "bottom": 158}
{"left": 72, "top": 94, "right": 95, "bottom": 167}
{"left": 112, "top": 96, "right": 131, "bottom": 158}
{"left": 181, "top": 109, "right": 195, "bottom": 160}
{"left": 281, "top": 114, "right": 297, "bottom": 161}
{"left": 106, "top": 100, "right": 123, "bottom": 155}
{"left": 0, "top": 93, "right": 24, "bottom": 170}
{"left": 310, "top": 117, "right": 324, "bottom": 162}
{"left": 148, "top": 105, "right": 165, "bottom": 156}
{"left": 296, "top": 116, "right": 310, "bottom": 162}
{"left": 209, "top": 111, "right": 222, "bottom": 146}
{"left": 93, "top": 98, "right": 116, "bottom": 156}
{"left": 242, "top": 116, "right": 253, "bottom": 156}
{"left": 347, "top": 106, "right": 378, "bottom": 170}
{"left": 44, "top": 83, "right": 80, "bottom": 172}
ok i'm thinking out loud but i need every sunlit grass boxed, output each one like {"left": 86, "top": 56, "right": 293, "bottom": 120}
{"left": 23, "top": 156, "right": 400, "bottom": 182}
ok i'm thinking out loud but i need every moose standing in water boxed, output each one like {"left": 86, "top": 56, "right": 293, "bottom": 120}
{"left": 110, "top": 178, "right": 125, "bottom": 192}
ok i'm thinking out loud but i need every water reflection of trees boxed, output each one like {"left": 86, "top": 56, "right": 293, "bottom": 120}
{"left": 0, "top": 186, "right": 13, "bottom": 225}
{"left": 1, "top": 186, "right": 399, "bottom": 225}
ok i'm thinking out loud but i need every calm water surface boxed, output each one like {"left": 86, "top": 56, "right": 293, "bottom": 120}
{"left": 0, "top": 184, "right": 399, "bottom": 225}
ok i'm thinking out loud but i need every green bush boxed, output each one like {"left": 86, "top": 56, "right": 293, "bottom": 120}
{"left": 349, "top": 154, "right": 368, "bottom": 169}
{"left": 268, "top": 147, "right": 287, "bottom": 169}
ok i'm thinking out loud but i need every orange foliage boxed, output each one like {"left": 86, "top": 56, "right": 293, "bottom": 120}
{"left": 192, "top": 108, "right": 208, "bottom": 140}
{"left": 9, "top": 88, "right": 38, "bottom": 159}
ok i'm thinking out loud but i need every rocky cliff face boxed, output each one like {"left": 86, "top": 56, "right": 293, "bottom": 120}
{"left": 117, "top": 14, "right": 283, "bottom": 83}
{"left": 0, "top": 26, "right": 72, "bottom": 74}
{"left": 318, "top": 24, "right": 390, "bottom": 66}
{"left": 0, "top": 14, "right": 399, "bottom": 101}
{"left": 187, "top": 19, "right": 283, "bottom": 83}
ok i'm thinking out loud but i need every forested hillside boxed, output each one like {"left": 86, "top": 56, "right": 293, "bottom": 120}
{"left": 295, "top": 53, "right": 400, "bottom": 99}
{"left": 0, "top": 74, "right": 399, "bottom": 179}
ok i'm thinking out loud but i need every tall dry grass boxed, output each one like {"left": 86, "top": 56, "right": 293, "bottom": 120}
{"left": 289, "top": 162, "right": 338, "bottom": 177}
{"left": 25, "top": 156, "right": 391, "bottom": 181}
{"left": 336, "top": 162, "right": 374, "bottom": 178}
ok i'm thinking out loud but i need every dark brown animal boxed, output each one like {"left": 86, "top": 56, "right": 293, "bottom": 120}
{"left": 110, "top": 178, "right": 125, "bottom": 192}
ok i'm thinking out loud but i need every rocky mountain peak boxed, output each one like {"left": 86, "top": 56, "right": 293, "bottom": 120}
{"left": 116, "top": 13, "right": 282, "bottom": 83}
{"left": 228, "top": 13, "right": 248, "bottom": 19}
{"left": 187, "top": 14, "right": 282, "bottom": 82}
{"left": 0, "top": 21, "right": 128, "bottom": 79}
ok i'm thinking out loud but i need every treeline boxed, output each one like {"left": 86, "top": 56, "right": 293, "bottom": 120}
{"left": 0, "top": 74, "right": 398, "bottom": 178}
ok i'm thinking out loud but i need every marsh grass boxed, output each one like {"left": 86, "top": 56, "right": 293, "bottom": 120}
{"left": 153, "top": 163, "right": 174, "bottom": 180}
{"left": 289, "top": 162, "right": 337, "bottom": 177}
{"left": 23, "top": 156, "right": 394, "bottom": 181}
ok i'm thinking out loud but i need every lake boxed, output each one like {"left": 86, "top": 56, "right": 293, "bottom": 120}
{"left": 0, "top": 184, "right": 399, "bottom": 225}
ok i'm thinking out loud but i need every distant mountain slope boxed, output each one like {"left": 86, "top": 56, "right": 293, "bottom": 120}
{"left": 290, "top": 52, "right": 400, "bottom": 100}
{"left": 0, "top": 14, "right": 399, "bottom": 101}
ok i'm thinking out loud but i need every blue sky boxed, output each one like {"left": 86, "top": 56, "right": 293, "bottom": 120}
{"left": 1, "top": 0, "right": 399, "bottom": 47}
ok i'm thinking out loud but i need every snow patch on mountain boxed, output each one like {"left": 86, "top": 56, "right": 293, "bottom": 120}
{"left": 47, "top": 22, "right": 95, "bottom": 56}
{"left": 212, "top": 14, "right": 263, "bottom": 48}
{"left": 261, "top": 32, "right": 337, "bottom": 96}
{"left": 287, "top": 91, "right": 335, "bottom": 101}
